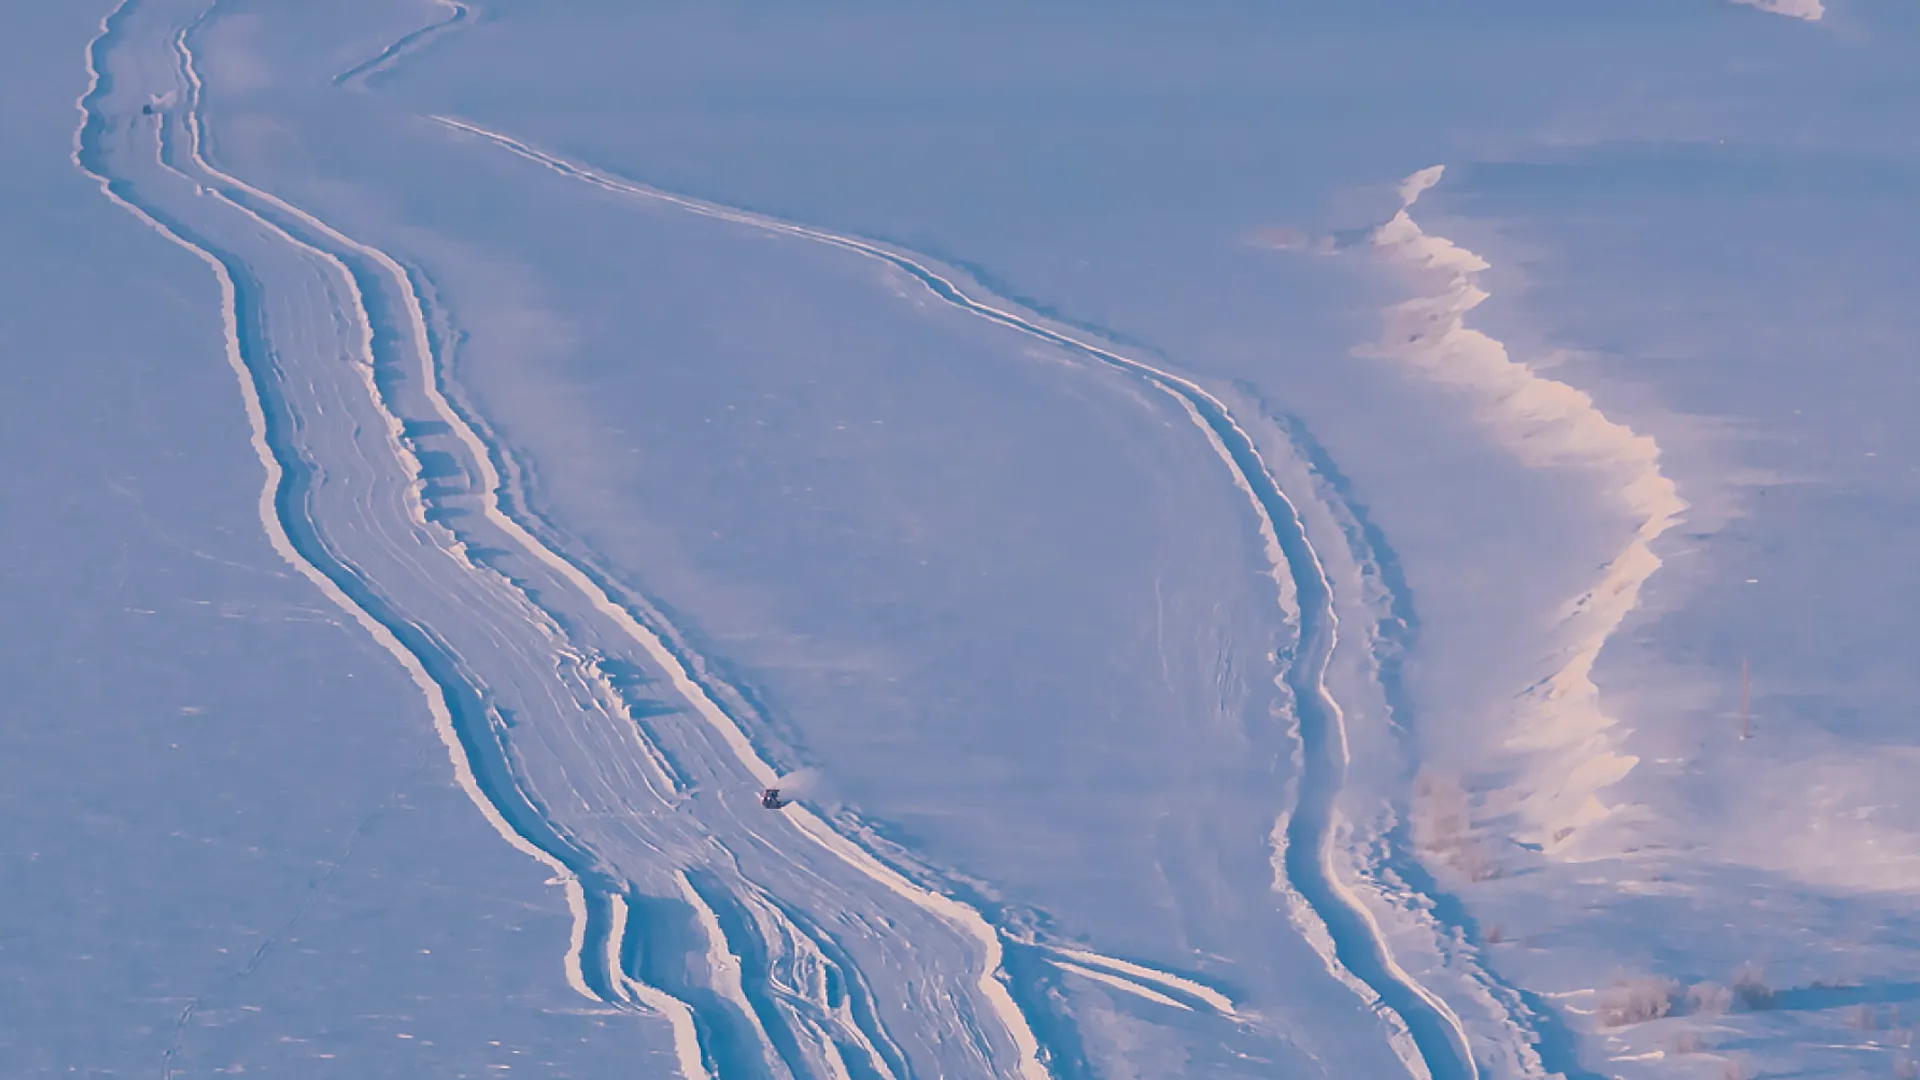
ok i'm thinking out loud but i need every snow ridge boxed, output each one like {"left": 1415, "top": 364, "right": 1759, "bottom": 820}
{"left": 1241, "top": 404, "right": 1597, "bottom": 1078}
{"left": 185, "top": 108, "right": 1053, "bottom": 1080}
{"left": 1044, "top": 947, "right": 1239, "bottom": 1018}
{"left": 74, "top": 0, "right": 592, "bottom": 978}
{"left": 605, "top": 893, "right": 713, "bottom": 1080}
{"left": 82, "top": 5, "right": 1062, "bottom": 1077}
{"left": 77, "top": 8, "right": 708, "bottom": 1073}
{"left": 332, "top": 0, "right": 468, "bottom": 89}
{"left": 203, "top": 85, "right": 1040, "bottom": 1080}
{"left": 1371, "top": 167, "right": 1686, "bottom": 854}
{"left": 433, "top": 116, "right": 1481, "bottom": 1080}
{"left": 1729, "top": 0, "right": 1824, "bottom": 21}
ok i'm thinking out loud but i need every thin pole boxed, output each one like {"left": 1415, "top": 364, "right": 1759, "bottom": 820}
{"left": 1740, "top": 657, "right": 1751, "bottom": 740}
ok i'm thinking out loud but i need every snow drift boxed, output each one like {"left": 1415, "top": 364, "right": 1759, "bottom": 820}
{"left": 1369, "top": 166, "right": 1687, "bottom": 856}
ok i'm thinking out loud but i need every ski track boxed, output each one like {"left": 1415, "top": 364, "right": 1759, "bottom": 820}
{"left": 428, "top": 116, "right": 1486, "bottom": 1080}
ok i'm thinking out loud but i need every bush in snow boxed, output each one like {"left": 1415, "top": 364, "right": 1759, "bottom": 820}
{"left": 1664, "top": 1029, "right": 1705, "bottom": 1055}
{"left": 1598, "top": 976, "right": 1679, "bottom": 1027}
{"left": 1411, "top": 770, "right": 1501, "bottom": 881}
{"left": 1731, "top": 962, "right": 1774, "bottom": 1010}
{"left": 1686, "top": 981, "right": 1733, "bottom": 1017}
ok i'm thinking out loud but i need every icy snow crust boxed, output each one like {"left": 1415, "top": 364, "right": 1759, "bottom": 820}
{"left": 36, "top": 0, "right": 1920, "bottom": 1077}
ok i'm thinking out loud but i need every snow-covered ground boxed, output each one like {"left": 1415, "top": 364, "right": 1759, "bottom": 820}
{"left": 7, "top": 0, "right": 1919, "bottom": 1077}
{"left": 1, "top": 7, "right": 652, "bottom": 1079}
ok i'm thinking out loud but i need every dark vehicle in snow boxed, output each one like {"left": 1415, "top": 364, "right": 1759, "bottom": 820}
{"left": 760, "top": 787, "right": 788, "bottom": 810}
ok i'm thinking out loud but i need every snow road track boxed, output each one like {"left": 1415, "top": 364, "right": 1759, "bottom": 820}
{"left": 75, "top": 0, "right": 1505, "bottom": 1074}
{"left": 79, "top": 3, "right": 1051, "bottom": 1078}
{"left": 430, "top": 117, "right": 1481, "bottom": 1080}
{"left": 332, "top": 0, "right": 468, "bottom": 90}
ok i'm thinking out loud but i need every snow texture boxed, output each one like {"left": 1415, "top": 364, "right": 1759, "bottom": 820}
{"left": 8, "top": 1, "right": 1918, "bottom": 1078}
{"left": 1731, "top": 0, "right": 1825, "bottom": 20}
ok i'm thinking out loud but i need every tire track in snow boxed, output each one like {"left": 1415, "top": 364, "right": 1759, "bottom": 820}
{"left": 733, "top": 880, "right": 910, "bottom": 1080}
{"left": 202, "top": 147, "right": 1043, "bottom": 1080}
{"left": 76, "top": 0, "right": 596, "bottom": 990}
{"left": 742, "top": 884, "right": 917, "bottom": 1080}
{"left": 431, "top": 117, "right": 1482, "bottom": 1080}
{"left": 1249, "top": 405, "right": 1588, "bottom": 1079}
{"left": 1042, "top": 947, "right": 1237, "bottom": 1018}
{"left": 332, "top": 0, "right": 468, "bottom": 90}
{"left": 605, "top": 892, "right": 714, "bottom": 1080}
{"left": 177, "top": 68, "right": 1048, "bottom": 1077}
{"left": 84, "top": 5, "right": 1056, "bottom": 1078}
{"left": 76, "top": 10, "right": 695, "bottom": 1072}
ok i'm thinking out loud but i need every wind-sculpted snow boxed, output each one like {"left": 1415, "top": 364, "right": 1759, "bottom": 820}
{"left": 429, "top": 116, "right": 1484, "bottom": 1080}
{"left": 1371, "top": 167, "right": 1687, "bottom": 855}
{"left": 1730, "top": 0, "right": 1824, "bottom": 20}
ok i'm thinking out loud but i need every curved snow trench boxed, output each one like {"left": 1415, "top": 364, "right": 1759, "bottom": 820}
{"left": 332, "top": 0, "right": 467, "bottom": 90}
{"left": 81, "top": 5, "right": 1050, "bottom": 1079}
{"left": 434, "top": 118, "right": 1481, "bottom": 1080}
{"left": 79, "top": 2, "right": 1478, "bottom": 1078}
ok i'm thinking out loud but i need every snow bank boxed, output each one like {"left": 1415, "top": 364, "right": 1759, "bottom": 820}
{"left": 1369, "top": 167, "right": 1687, "bottom": 855}
{"left": 1730, "top": 0, "right": 1824, "bottom": 22}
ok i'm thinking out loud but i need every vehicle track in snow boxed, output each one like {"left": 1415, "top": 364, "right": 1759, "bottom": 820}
{"left": 427, "top": 117, "right": 1483, "bottom": 1080}
{"left": 79, "top": 4, "right": 1059, "bottom": 1078}
{"left": 331, "top": 0, "right": 468, "bottom": 91}
{"left": 74, "top": 1, "right": 1517, "bottom": 1077}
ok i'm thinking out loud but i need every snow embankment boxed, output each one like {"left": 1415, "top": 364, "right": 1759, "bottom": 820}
{"left": 1370, "top": 166, "right": 1687, "bottom": 856}
{"left": 1730, "top": 0, "right": 1824, "bottom": 22}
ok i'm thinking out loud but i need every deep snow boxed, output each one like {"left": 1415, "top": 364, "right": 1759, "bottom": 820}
{"left": 7, "top": 0, "right": 1920, "bottom": 1078}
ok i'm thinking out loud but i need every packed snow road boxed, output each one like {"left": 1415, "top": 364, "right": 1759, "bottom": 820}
{"left": 82, "top": 5, "right": 1059, "bottom": 1078}
{"left": 77, "top": 1, "right": 1498, "bottom": 1077}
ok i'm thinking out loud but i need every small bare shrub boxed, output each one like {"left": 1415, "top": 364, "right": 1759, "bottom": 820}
{"left": 1731, "top": 962, "right": 1774, "bottom": 1010}
{"left": 1853, "top": 1004, "right": 1882, "bottom": 1031}
{"left": 1687, "top": 981, "right": 1733, "bottom": 1017}
{"left": 1482, "top": 923, "right": 1505, "bottom": 945}
{"left": 1457, "top": 840, "right": 1503, "bottom": 881}
{"left": 1412, "top": 771, "right": 1501, "bottom": 880}
{"left": 1598, "top": 977, "right": 1679, "bottom": 1027}
{"left": 1665, "top": 1029, "right": 1705, "bottom": 1055}
{"left": 1895, "top": 1053, "right": 1918, "bottom": 1080}
{"left": 1412, "top": 771, "right": 1470, "bottom": 852}
{"left": 1721, "top": 1062, "right": 1745, "bottom": 1080}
